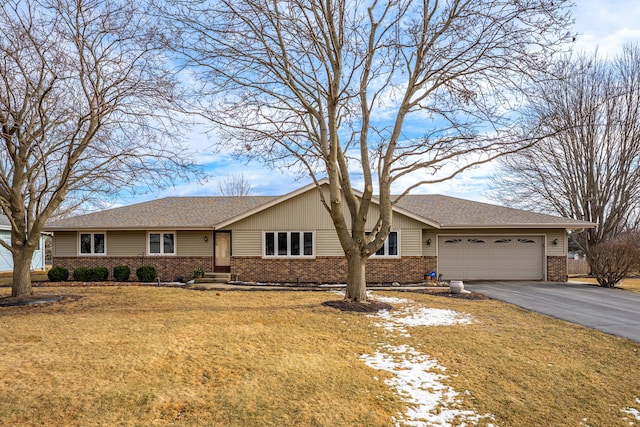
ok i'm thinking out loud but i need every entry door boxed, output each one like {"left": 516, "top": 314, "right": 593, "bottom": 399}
{"left": 214, "top": 231, "right": 231, "bottom": 272}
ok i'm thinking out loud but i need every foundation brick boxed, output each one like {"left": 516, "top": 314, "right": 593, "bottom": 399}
{"left": 53, "top": 256, "right": 213, "bottom": 282}
{"left": 546, "top": 256, "right": 567, "bottom": 281}
{"left": 230, "top": 256, "right": 437, "bottom": 284}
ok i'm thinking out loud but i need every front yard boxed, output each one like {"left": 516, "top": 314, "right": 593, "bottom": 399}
{"left": 1, "top": 286, "right": 639, "bottom": 426}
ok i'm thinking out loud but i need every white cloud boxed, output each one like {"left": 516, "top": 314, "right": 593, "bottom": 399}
{"left": 111, "top": 1, "right": 639, "bottom": 208}
{"left": 571, "top": 0, "right": 640, "bottom": 55}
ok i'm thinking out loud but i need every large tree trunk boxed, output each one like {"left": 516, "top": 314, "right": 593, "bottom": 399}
{"left": 344, "top": 252, "right": 367, "bottom": 302}
{"left": 11, "top": 249, "right": 34, "bottom": 297}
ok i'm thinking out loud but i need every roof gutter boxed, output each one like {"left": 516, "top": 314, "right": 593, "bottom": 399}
{"left": 438, "top": 223, "right": 597, "bottom": 230}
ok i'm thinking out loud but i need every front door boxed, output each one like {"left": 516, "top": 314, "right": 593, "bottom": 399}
{"left": 214, "top": 231, "right": 231, "bottom": 272}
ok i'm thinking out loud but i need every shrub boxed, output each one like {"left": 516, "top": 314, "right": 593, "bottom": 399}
{"left": 113, "top": 265, "right": 131, "bottom": 282}
{"left": 72, "top": 267, "right": 109, "bottom": 282}
{"left": 136, "top": 265, "right": 157, "bottom": 282}
{"left": 72, "top": 267, "right": 90, "bottom": 281}
{"left": 48, "top": 266, "right": 69, "bottom": 282}
{"left": 89, "top": 267, "right": 109, "bottom": 281}
{"left": 589, "top": 238, "right": 640, "bottom": 287}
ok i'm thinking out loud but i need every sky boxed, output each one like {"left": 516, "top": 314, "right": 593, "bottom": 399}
{"left": 116, "top": 0, "right": 640, "bottom": 208}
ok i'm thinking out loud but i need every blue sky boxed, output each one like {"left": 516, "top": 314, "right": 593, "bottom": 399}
{"left": 116, "top": 0, "right": 640, "bottom": 207}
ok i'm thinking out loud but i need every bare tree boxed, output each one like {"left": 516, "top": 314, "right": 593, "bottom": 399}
{"left": 161, "top": 0, "right": 572, "bottom": 301}
{"left": 0, "top": 0, "right": 198, "bottom": 297}
{"left": 491, "top": 44, "right": 640, "bottom": 268}
{"left": 218, "top": 174, "right": 254, "bottom": 196}
{"left": 589, "top": 232, "right": 640, "bottom": 288}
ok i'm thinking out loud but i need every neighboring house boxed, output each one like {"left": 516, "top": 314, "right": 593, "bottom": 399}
{"left": 0, "top": 215, "right": 47, "bottom": 272}
{"left": 44, "top": 181, "right": 595, "bottom": 283}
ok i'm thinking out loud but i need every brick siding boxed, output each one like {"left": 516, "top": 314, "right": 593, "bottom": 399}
{"left": 53, "top": 256, "right": 213, "bottom": 282}
{"left": 231, "top": 256, "right": 437, "bottom": 284}
{"left": 54, "top": 254, "right": 559, "bottom": 283}
{"left": 546, "top": 255, "right": 567, "bottom": 281}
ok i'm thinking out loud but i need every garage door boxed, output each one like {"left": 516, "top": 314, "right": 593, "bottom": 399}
{"left": 437, "top": 236, "right": 544, "bottom": 281}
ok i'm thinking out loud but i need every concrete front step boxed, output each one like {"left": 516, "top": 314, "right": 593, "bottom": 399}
{"left": 194, "top": 272, "right": 231, "bottom": 284}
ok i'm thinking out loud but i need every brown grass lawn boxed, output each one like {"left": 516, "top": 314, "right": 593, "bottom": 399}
{"left": 0, "top": 270, "right": 49, "bottom": 285}
{"left": 1, "top": 286, "right": 639, "bottom": 426}
{"left": 572, "top": 276, "right": 640, "bottom": 294}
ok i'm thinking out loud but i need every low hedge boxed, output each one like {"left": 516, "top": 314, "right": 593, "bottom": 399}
{"left": 72, "top": 266, "right": 109, "bottom": 282}
{"left": 113, "top": 265, "right": 131, "bottom": 282}
{"left": 136, "top": 265, "right": 157, "bottom": 282}
{"left": 48, "top": 266, "right": 69, "bottom": 282}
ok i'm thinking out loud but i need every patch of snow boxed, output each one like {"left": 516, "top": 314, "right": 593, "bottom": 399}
{"left": 362, "top": 344, "right": 494, "bottom": 427}
{"left": 326, "top": 290, "right": 413, "bottom": 305}
{"left": 622, "top": 397, "right": 640, "bottom": 422}
{"left": 368, "top": 292, "right": 414, "bottom": 305}
{"left": 363, "top": 300, "right": 491, "bottom": 426}
{"left": 373, "top": 307, "right": 475, "bottom": 335}
{"left": 318, "top": 283, "right": 346, "bottom": 288}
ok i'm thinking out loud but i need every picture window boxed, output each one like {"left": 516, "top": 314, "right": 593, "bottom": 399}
{"left": 264, "top": 231, "right": 314, "bottom": 257}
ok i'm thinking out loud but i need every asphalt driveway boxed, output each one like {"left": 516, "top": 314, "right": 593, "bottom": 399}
{"left": 465, "top": 281, "right": 640, "bottom": 343}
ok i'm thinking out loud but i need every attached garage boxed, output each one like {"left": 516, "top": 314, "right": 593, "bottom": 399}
{"left": 437, "top": 235, "right": 545, "bottom": 281}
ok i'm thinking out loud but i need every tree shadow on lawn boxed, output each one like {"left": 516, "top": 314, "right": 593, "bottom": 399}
{"left": 0, "top": 294, "right": 82, "bottom": 307}
{"left": 322, "top": 300, "right": 393, "bottom": 312}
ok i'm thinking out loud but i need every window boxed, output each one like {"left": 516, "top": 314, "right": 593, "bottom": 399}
{"left": 518, "top": 238, "right": 536, "bottom": 244}
{"left": 264, "top": 231, "right": 314, "bottom": 257}
{"left": 372, "top": 231, "right": 399, "bottom": 257}
{"left": 494, "top": 238, "right": 512, "bottom": 244}
{"left": 79, "top": 232, "right": 105, "bottom": 255}
{"left": 444, "top": 238, "right": 462, "bottom": 244}
{"left": 148, "top": 232, "right": 175, "bottom": 255}
{"left": 467, "top": 238, "right": 486, "bottom": 244}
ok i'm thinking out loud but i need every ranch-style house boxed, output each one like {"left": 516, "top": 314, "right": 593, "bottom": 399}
{"left": 45, "top": 181, "right": 595, "bottom": 283}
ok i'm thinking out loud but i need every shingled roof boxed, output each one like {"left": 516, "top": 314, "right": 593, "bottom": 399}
{"left": 45, "top": 183, "right": 594, "bottom": 231}
{"left": 46, "top": 196, "right": 277, "bottom": 230}
{"left": 395, "top": 194, "right": 592, "bottom": 228}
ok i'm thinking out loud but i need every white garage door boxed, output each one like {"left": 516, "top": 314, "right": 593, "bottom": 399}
{"left": 438, "top": 236, "right": 544, "bottom": 281}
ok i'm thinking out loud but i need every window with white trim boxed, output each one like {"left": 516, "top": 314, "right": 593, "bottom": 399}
{"left": 79, "top": 232, "right": 105, "bottom": 255}
{"left": 148, "top": 232, "right": 175, "bottom": 255}
{"left": 371, "top": 231, "right": 399, "bottom": 257}
{"left": 264, "top": 231, "right": 314, "bottom": 257}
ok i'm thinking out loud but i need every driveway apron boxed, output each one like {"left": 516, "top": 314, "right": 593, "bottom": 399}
{"left": 465, "top": 281, "right": 640, "bottom": 343}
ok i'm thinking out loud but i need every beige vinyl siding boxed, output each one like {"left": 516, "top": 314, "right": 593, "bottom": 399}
{"left": 107, "top": 231, "right": 146, "bottom": 256}
{"left": 53, "top": 231, "right": 77, "bottom": 257}
{"left": 365, "top": 205, "right": 428, "bottom": 229}
{"left": 233, "top": 229, "right": 344, "bottom": 257}
{"left": 231, "top": 188, "right": 429, "bottom": 231}
{"left": 423, "top": 230, "right": 437, "bottom": 257}
{"left": 315, "top": 229, "right": 342, "bottom": 256}
{"left": 232, "top": 230, "right": 262, "bottom": 256}
{"left": 229, "top": 188, "right": 429, "bottom": 257}
{"left": 400, "top": 229, "right": 422, "bottom": 256}
{"left": 546, "top": 232, "right": 566, "bottom": 256}
{"left": 232, "top": 189, "right": 334, "bottom": 230}
{"left": 233, "top": 228, "right": 421, "bottom": 257}
{"left": 176, "top": 230, "right": 213, "bottom": 256}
